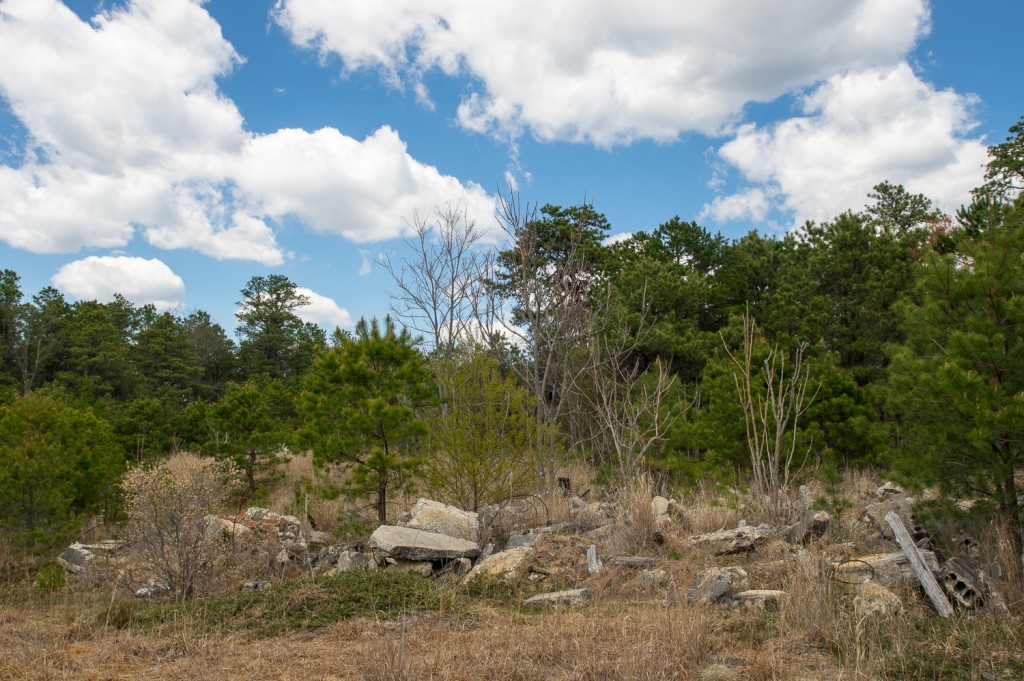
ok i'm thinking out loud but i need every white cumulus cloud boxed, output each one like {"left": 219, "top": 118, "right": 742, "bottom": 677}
{"left": 51, "top": 256, "right": 186, "bottom": 310}
{"left": 705, "top": 63, "right": 988, "bottom": 225}
{"left": 275, "top": 0, "right": 930, "bottom": 146}
{"left": 701, "top": 188, "right": 770, "bottom": 223}
{"left": 0, "top": 0, "right": 496, "bottom": 261}
{"left": 294, "top": 287, "right": 354, "bottom": 330}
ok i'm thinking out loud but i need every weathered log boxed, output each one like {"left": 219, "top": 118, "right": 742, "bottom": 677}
{"left": 885, "top": 511, "right": 953, "bottom": 617}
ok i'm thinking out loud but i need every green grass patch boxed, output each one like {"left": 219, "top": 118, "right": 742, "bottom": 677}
{"left": 129, "top": 569, "right": 446, "bottom": 637}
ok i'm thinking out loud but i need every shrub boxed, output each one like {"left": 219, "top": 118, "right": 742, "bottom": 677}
{"left": 121, "top": 453, "right": 243, "bottom": 600}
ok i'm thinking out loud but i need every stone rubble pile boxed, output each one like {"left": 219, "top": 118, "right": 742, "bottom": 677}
{"left": 55, "top": 485, "right": 1012, "bottom": 617}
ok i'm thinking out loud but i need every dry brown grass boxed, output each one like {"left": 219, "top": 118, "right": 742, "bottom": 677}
{"left": 8, "top": 468, "right": 1024, "bottom": 680}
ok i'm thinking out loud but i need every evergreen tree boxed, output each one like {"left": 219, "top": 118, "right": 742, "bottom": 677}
{"left": 889, "top": 194, "right": 1024, "bottom": 573}
{"left": 0, "top": 389, "right": 123, "bottom": 552}
{"left": 236, "top": 274, "right": 325, "bottom": 382}
{"left": 201, "top": 379, "right": 294, "bottom": 498}
{"left": 300, "top": 317, "right": 434, "bottom": 522}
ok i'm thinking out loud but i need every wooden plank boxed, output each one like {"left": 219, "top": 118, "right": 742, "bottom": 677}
{"left": 885, "top": 511, "right": 954, "bottom": 617}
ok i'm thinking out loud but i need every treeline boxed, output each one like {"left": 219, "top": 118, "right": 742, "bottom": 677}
{"left": 2, "top": 117, "right": 1023, "bottom": 570}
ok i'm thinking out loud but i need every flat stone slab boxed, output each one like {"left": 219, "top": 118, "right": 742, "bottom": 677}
{"left": 400, "top": 498, "right": 479, "bottom": 543}
{"left": 855, "top": 579, "right": 902, "bottom": 617}
{"left": 368, "top": 525, "right": 480, "bottom": 561}
{"left": 734, "top": 589, "right": 786, "bottom": 610}
{"left": 687, "top": 566, "right": 749, "bottom": 606}
{"left": 685, "top": 526, "right": 773, "bottom": 555}
{"left": 523, "top": 588, "right": 592, "bottom": 608}
{"left": 833, "top": 550, "right": 939, "bottom": 588}
{"left": 505, "top": 532, "right": 540, "bottom": 549}
{"left": 467, "top": 546, "right": 535, "bottom": 582}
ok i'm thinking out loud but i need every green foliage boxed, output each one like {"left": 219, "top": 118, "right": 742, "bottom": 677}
{"left": 181, "top": 310, "right": 236, "bottom": 397}
{"left": 300, "top": 317, "right": 434, "bottom": 522}
{"left": 492, "top": 202, "right": 610, "bottom": 327}
{"left": 236, "top": 274, "right": 325, "bottom": 382}
{"left": 865, "top": 180, "right": 943, "bottom": 235}
{"left": 33, "top": 562, "right": 66, "bottom": 591}
{"left": 888, "top": 193, "right": 1024, "bottom": 571}
{"left": 979, "top": 115, "right": 1024, "bottom": 198}
{"left": 199, "top": 379, "right": 294, "bottom": 497}
{"left": 424, "top": 345, "right": 544, "bottom": 510}
{"left": 771, "top": 211, "right": 922, "bottom": 385}
{"left": 0, "top": 389, "right": 123, "bottom": 552}
{"left": 605, "top": 218, "right": 726, "bottom": 381}
{"left": 129, "top": 569, "right": 444, "bottom": 637}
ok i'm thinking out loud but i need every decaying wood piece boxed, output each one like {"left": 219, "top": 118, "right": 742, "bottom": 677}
{"left": 885, "top": 511, "right": 954, "bottom": 617}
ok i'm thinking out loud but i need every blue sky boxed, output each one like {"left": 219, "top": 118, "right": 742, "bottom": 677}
{"left": 0, "top": 0, "right": 1021, "bottom": 335}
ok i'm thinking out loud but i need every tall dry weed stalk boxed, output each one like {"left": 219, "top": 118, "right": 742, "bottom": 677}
{"left": 610, "top": 472, "right": 657, "bottom": 554}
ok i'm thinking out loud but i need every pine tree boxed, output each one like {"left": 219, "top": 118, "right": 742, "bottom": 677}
{"left": 300, "top": 317, "right": 434, "bottom": 523}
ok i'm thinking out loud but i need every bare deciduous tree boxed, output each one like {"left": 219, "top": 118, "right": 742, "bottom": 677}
{"left": 722, "top": 311, "right": 818, "bottom": 508}
{"left": 379, "top": 203, "right": 492, "bottom": 360}
{"left": 477, "top": 191, "right": 603, "bottom": 486}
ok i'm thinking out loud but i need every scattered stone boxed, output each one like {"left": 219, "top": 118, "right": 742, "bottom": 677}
{"left": 57, "top": 540, "right": 123, "bottom": 574}
{"left": 651, "top": 496, "right": 675, "bottom": 526}
{"left": 785, "top": 510, "right": 832, "bottom": 544}
{"left": 863, "top": 498, "right": 914, "bottom": 541}
{"left": 686, "top": 566, "right": 749, "bottom": 606}
{"left": 311, "top": 544, "right": 370, "bottom": 573}
{"left": 854, "top": 579, "right": 902, "bottom": 618}
{"left": 336, "top": 549, "right": 371, "bottom": 572}
{"left": 204, "top": 515, "right": 252, "bottom": 540}
{"left": 466, "top": 546, "right": 535, "bottom": 582}
{"left": 134, "top": 580, "right": 171, "bottom": 598}
{"left": 733, "top": 589, "right": 786, "bottom": 611}
{"left": 58, "top": 543, "right": 96, "bottom": 574}
{"left": 449, "top": 557, "right": 473, "bottom": 577}
{"left": 875, "top": 481, "right": 906, "bottom": 500}
{"left": 386, "top": 560, "right": 433, "bottom": 577}
{"left": 586, "top": 545, "right": 602, "bottom": 575}
{"left": 685, "top": 526, "right": 771, "bottom": 555}
{"left": 399, "top": 498, "right": 480, "bottom": 543}
{"left": 833, "top": 550, "right": 940, "bottom": 588}
{"left": 505, "top": 532, "right": 540, "bottom": 549}
{"left": 475, "top": 543, "right": 494, "bottom": 565}
{"left": 242, "top": 580, "right": 272, "bottom": 591}
{"left": 232, "top": 507, "right": 304, "bottom": 543}
{"left": 523, "top": 588, "right": 592, "bottom": 608}
{"left": 368, "top": 525, "right": 481, "bottom": 562}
